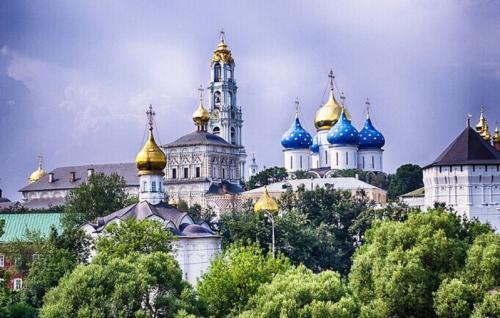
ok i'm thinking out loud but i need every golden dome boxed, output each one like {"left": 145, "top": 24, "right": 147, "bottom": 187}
{"left": 254, "top": 186, "right": 279, "bottom": 213}
{"left": 212, "top": 31, "right": 233, "bottom": 63}
{"left": 493, "top": 126, "right": 500, "bottom": 143}
{"left": 29, "top": 166, "right": 47, "bottom": 183}
{"left": 192, "top": 101, "right": 210, "bottom": 126}
{"left": 135, "top": 106, "right": 166, "bottom": 176}
{"left": 314, "top": 90, "right": 351, "bottom": 130}
{"left": 168, "top": 196, "right": 178, "bottom": 207}
{"left": 475, "top": 107, "right": 492, "bottom": 142}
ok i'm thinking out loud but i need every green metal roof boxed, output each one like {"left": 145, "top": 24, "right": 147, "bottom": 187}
{"left": 0, "top": 213, "right": 63, "bottom": 242}
{"left": 399, "top": 187, "right": 425, "bottom": 198}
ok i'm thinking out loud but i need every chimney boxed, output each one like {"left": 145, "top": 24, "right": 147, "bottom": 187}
{"left": 69, "top": 171, "right": 76, "bottom": 183}
{"left": 48, "top": 173, "right": 54, "bottom": 183}
{"left": 87, "top": 168, "right": 95, "bottom": 179}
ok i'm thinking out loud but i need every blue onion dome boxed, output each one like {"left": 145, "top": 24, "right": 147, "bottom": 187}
{"left": 327, "top": 109, "right": 360, "bottom": 145}
{"left": 358, "top": 115, "right": 385, "bottom": 149}
{"left": 310, "top": 134, "right": 320, "bottom": 153}
{"left": 281, "top": 114, "right": 313, "bottom": 149}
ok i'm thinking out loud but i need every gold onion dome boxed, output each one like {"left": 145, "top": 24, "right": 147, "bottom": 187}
{"left": 135, "top": 106, "right": 167, "bottom": 175}
{"left": 212, "top": 31, "right": 233, "bottom": 63}
{"left": 192, "top": 99, "right": 210, "bottom": 126}
{"left": 29, "top": 158, "right": 47, "bottom": 183}
{"left": 493, "top": 126, "right": 500, "bottom": 143}
{"left": 475, "top": 107, "right": 491, "bottom": 142}
{"left": 314, "top": 90, "right": 351, "bottom": 130}
{"left": 254, "top": 186, "right": 279, "bottom": 213}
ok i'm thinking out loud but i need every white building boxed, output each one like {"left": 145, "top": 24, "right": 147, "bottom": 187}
{"left": 83, "top": 106, "right": 221, "bottom": 286}
{"left": 423, "top": 117, "right": 500, "bottom": 231}
{"left": 282, "top": 71, "right": 385, "bottom": 177}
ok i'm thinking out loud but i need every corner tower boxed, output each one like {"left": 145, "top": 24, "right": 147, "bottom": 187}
{"left": 208, "top": 31, "right": 246, "bottom": 178}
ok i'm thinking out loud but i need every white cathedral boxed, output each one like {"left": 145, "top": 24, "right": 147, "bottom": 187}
{"left": 281, "top": 71, "right": 385, "bottom": 177}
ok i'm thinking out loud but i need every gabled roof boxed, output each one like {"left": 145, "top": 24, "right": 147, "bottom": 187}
{"left": 0, "top": 213, "right": 63, "bottom": 242}
{"left": 399, "top": 187, "right": 425, "bottom": 198}
{"left": 164, "top": 131, "right": 240, "bottom": 148}
{"left": 19, "top": 163, "right": 139, "bottom": 192}
{"left": 426, "top": 127, "right": 500, "bottom": 168}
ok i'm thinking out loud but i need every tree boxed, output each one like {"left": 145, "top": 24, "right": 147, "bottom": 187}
{"left": 40, "top": 252, "right": 199, "bottom": 318}
{"left": 94, "top": 218, "right": 174, "bottom": 264}
{"left": 328, "top": 169, "right": 390, "bottom": 190}
{"left": 349, "top": 208, "right": 492, "bottom": 318}
{"left": 246, "top": 167, "right": 288, "bottom": 190}
{"left": 197, "top": 243, "right": 291, "bottom": 317}
{"left": 62, "top": 172, "right": 131, "bottom": 229}
{"left": 387, "top": 163, "right": 423, "bottom": 199}
{"left": 240, "top": 265, "right": 359, "bottom": 318}
{"left": 433, "top": 233, "right": 500, "bottom": 318}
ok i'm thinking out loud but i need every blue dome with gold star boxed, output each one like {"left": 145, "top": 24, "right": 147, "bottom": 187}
{"left": 281, "top": 115, "right": 313, "bottom": 149}
{"left": 358, "top": 116, "right": 385, "bottom": 149}
{"left": 327, "top": 110, "right": 359, "bottom": 145}
{"left": 310, "top": 134, "right": 320, "bottom": 153}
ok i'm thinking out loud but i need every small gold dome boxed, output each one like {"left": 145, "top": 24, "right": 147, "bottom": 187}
{"left": 314, "top": 91, "right": 351, "bottom": 130}
{"left": 475, "top": 107, "right": 492, "bottom": 142}
{"left": 493, "top": 126, "right": 500, "bottom": 143}
{"left": 212, "top": 31, "right": 233, "bottom": 63}
{"left": 29, "top": 166, "right": 47, "bottom": 183}
{"left": 254, "top": 186, "right": 279, "bottom": 213}
{"left": 136, "top": 106, "right": 166, "bottom": 176}
{"left": 192, "top": 102, "right": 210, "bottom": 126}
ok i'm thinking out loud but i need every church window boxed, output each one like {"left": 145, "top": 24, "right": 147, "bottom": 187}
{"left": 227, "top": 66, "right": 233, "bottom": 81}
{"left": 228, "top": 92, "right": 233, "bottom": 107}
{"left": 196, "top": 167, "right": 201, "bottom": 178}
{"left": 460, "top": 165, "right": 463, "bottom": 172}
{"left": 372, "top": 156, "right": 375, "bottom": 169}
{"left": 479, "top": 175, "right": 482, "bottom": 183}
{"left": 336, "top": 152, "right": 339, "bottom": 166}
{"left": 444, "top": 177, "right": 447, "bottom": 184}
{"left": 362, "top": 157, "right": 365, "bottom": 169}
{"left": 346, "top": 152, "right": 349, "bottom": 165}
{"left": 214, "top": 91, "right": 221, "bottom": 107}
{"left": 455, "top": 176, "right": 458, "bottom": 183}
{"left": 230, "top": 127, "right": 236, "bottom": 144}
{"left": 172, "top": 168, "right": 177, "bottom": 179}
{"left": 325, "top": 151, "right": 328, "bottom": 164}
{"left": 214, "top": 63, "right": 221, "bottom": 82}
{"left": 222, "top": 168, "right": 226, "bottom": 179}
{"left": 184, "top": 168, "right": 189, "bottom": 179}
{"left": 485, "top": 165, "right": 488, "bottom": 172}
{"left": 300, "top": 156, "right": 303, "bottom": 169}
{"left": 152, "top": 181, "right": 156, "bottom": 192}
{"left": 143, "top": 181, "right": 147, "bottom": 191}
{"left": 472, "top": 165, "right": 475, "bottom": 172}
{"left": 213, "top": 127, "right": 220, "bottom": 135}
{"left": 290, "top": 156, "right": 293, "bottom": 169}
{"left": 491, "top": 175, "right": 494, "bottom": 183}
{"left": 439, "top": 166, "right": 442, "bottom": 173}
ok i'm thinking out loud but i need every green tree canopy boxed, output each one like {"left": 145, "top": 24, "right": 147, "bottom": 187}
{"left": 246, "top": 166, "right": 288, "bottom": 190}
{"left": 240, "top": 265, "right": 359, "bottom": 318}
{"left": 62, "top": 172, "right": 132, "bottom": 229}
{"left": 349, "top": 208, "right": 492, "bottom": 318}
{"left": 387, "top": 163, "right": 423, "bottom": 199}
{"left": 197, "top": 243, "right": 291, "bottom": 317}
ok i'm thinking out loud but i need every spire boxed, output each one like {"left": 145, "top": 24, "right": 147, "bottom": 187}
{"left": 365, "top": 98, "right": 371, "bottom": 119}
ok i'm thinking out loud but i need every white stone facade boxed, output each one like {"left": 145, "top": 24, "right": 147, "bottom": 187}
{"left": 284, "top": 149, "right": 311, "bottom": 173}
{"left": 357, "top": 149, "right": 384, "bottom": 172}
{"left": 423, "top": 164, "right": 500, "bottom": 231}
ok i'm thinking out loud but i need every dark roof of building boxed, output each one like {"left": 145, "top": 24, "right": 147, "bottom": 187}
{"left": 21, "top": 198, "right": 66, "bottom": 209}
{"left": 165, "top": 131, "right": 240, "bottom": 148}
{"left": 425, "top": 127, "right": 500, "bottom": 168}
{"left": 86, "top": 201, "right": 216, "bottom": 237}
{"left": 206, "top": 180, "right": 243, "bottom": 195}
{"left": 0, "top": 197, "right": 10, "bottom": 203}
{"left": 0, "top": 213, "right": 63, "bottom": 242}
{"left": 19, "top": 163, "right": 139, "bottom": 192}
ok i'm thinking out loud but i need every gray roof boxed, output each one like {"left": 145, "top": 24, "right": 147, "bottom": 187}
{"left": 19, "top": 163, "right": 139, "bottom": 192}
{"left": 22, "top": 198, "right": 66, "bottom": 209}
{"left": 165, "top": 131, "right": 240, "bottom": 148}
{"left": 425, "top": 127, "right": 500, "bottom": 168}
{"left": 87, "top": 201, "right": 216, "bottom": 237}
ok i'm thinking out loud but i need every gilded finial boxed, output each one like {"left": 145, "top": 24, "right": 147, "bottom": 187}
{"left": 254, "top": 185, "right": 279, "bottom": 213}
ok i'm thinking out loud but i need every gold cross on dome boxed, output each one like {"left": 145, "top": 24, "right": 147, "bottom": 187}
{"left": 198, "top": 85, "right": 204, "bottom": 103}
{"left": 146, "top": 104, "right": 155, "bottom": 129}
{"left": 328, "top": 69, "right": 335, "bottom": 91}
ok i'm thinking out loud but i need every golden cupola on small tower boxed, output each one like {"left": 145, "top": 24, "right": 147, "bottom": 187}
{"left": 192, "top": 85, "right": 210, "bottom": 131}
{"left": 314, "top": 70, "right": 351, "bottom": 131}
{"left": 212, "top": 30, "right": 233, "bottom": 63}
{"left": 29, "top": 156, "right": 47, "bottom": 183}
{"left": 475, "top": 106, "right": 492, "bottom": 142}
{"left": 135, "top": 105, "right": 167, "bottom": 176}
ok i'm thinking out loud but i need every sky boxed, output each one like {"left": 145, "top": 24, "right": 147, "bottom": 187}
{"left": 1, "top": 0, "right": 500, "bottom": 200}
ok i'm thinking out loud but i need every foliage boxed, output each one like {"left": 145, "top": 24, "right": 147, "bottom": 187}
{"left": 177, "top": 202, "right": 216, "bottom": 225}
{"left": 62, "top": 172, "right": 131, "bottom": 229}
{"left": 349, "top": 208, "right": 492, "bottom": 318}
{"left": 197, "top": 243, "right": 291, "bottom": 317}
{"left": 292, "top": 170, "right": 317, "bottom": 180}
{"left": 95, "top": 218, "right": 174, "bottom": 264}
{"left": 40, "top": 252, "right": 199, "bottom": 318}
{"left": 240, "top": 265, "right": 359, "bottom": 318}
{"left": 246, "top": 166, "right": 288, "bottom": 190}
{"left": 433, "top": 233, "right": 500, "bottom": 318}
{"left": 387, "top": 163, "right": 423, "bottom": 199}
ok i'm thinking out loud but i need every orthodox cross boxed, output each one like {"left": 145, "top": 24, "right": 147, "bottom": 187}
{"left": 466, "top": 113, "right": 472, "bottom": 127}
{"left": 328, "top": 69, "right": 335, "bottom": 91}
{"left": 340, "top": 91, "right": 346, "bottom": 106}
{"left": 295, "top": 97, "right": 300, "bottom": 115}
{"left": 198, "top": 85, "right": 204, "bottom": 103}
{"left": 37, "top": 155, "right": 44, "bottom": 169}
{"left": 365, "top": 98, "right": 371, "bottom": 118}
{"left": 146, "top": 104, "right": 155, "bottom": 130}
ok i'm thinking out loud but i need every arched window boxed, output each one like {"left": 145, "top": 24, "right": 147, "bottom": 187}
{"left": 227, "top": 65, "right": 233, "bottom": 81}
{"left": 214, "top": 63, "right": 221, "bottom": 82}
{"left": 230, "top": 127, "right": 236, "bottom": 144}
{"left": 214, "top": 91, "right": 221, "bottom": 108}
{"left": 228, "top": 91, "right": 233, "bottom": 107}
{"left": 213, "top": 127, "right": 220, "bottom": 135}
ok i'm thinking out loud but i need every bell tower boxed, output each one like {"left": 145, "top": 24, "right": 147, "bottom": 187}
{"left": 208, "top": 31, "right": 246, "bottom": 179}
